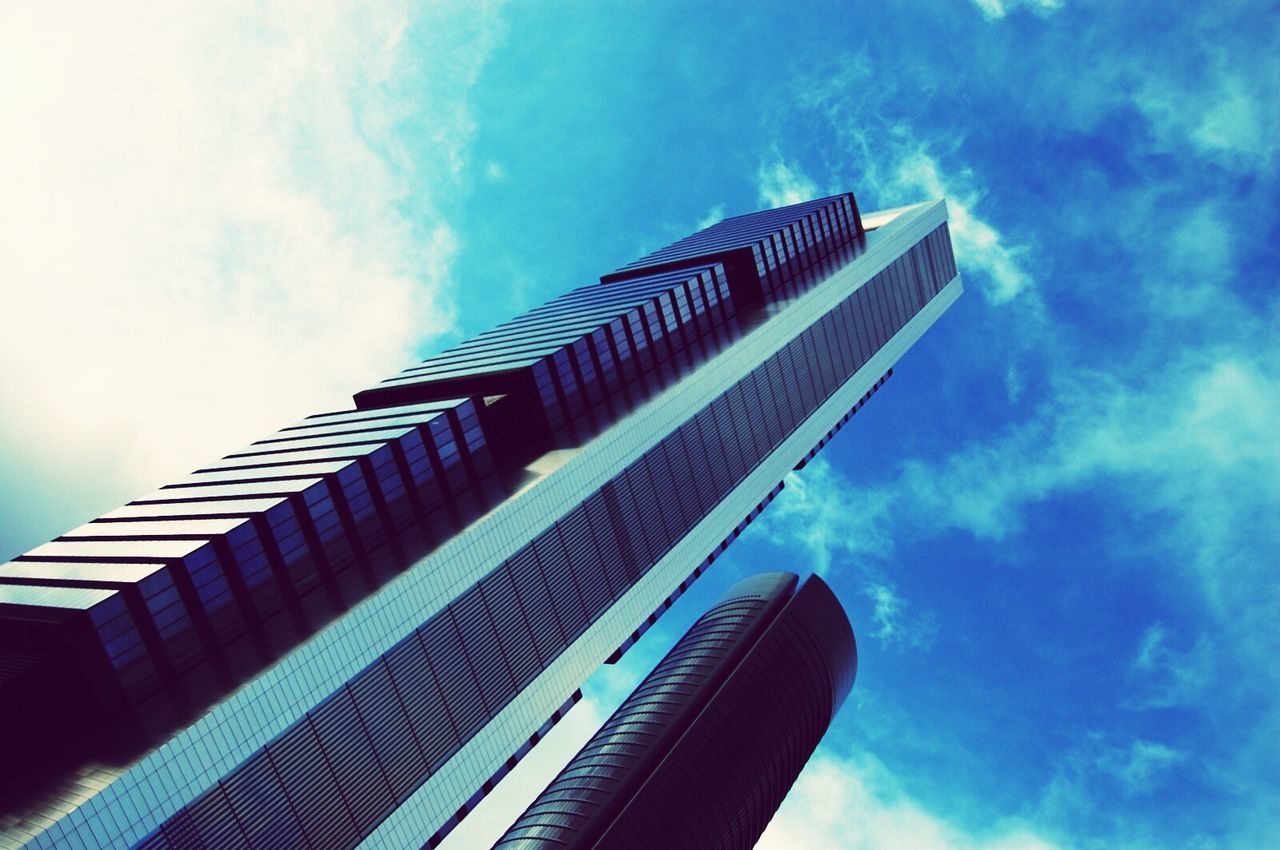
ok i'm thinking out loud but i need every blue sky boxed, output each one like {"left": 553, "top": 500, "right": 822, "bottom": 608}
{"left": 2, "top": 2, "right": 1276, "bottom": 848}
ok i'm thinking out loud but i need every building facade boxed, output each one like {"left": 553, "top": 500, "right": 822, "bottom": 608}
{"left": 494, "top": 571, "right": 856, "bottom": 850}
{"left": 0, "top": 193, "right": 960, "bottom": 849}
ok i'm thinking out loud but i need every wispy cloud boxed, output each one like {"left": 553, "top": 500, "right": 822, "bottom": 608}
{"left": 1104, "top": 740, "right": 1189, "bottom": 796}
{"left": 867, "top": 581, "right": 938, "bottom": 650}
{"left": 1130, "top": 44, "right": 1278, "bottom": 173}
{"left": 763, "top": 80, "right": 1036, "bottom": 307}
{"left": 759, "top": 751, "right": 1062, "bottom": 850}
{"left": 892, "top": 150, "right": 1032, "bottom": 304}
{"left": 970, "top": 0, "right": 1063, "bottom": 21}
{"left": 1125, "top": 623, "right": 1213, "bottom": 711}
{"left": 758, "top": 157, "right": 820, "bottom": 208}
{"left": 771, "top": 354, "right": 1279, "bottom": 613}
{"left": 0, "top": 2, "right": 505, "bottom": 555}
{"left": 975, "top": 4, "right": 1279, "bottom": 175}
{"left": 749, "top": 12, "right": 1278, "bottom": 849}
{"left": 755, "top": 459, "right": 938, "bottom": 650}
{"left": 1036, "top": 731, "right": 1194, "bottom": 835}
{"left": 758, "top": 458, "right": 896, "bottom": 575}
{"left": 696, "top": 204, "right": 726, "bottom": 230}
{"left": 755, "top": 252, "right": 1278, "bottom": 844}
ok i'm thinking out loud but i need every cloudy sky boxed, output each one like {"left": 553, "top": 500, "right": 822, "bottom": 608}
{"left": 2, "top": 1, "right": 1276, "bottom": 848}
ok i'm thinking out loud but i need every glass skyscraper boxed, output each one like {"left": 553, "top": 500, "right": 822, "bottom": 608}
{"left": 0, "top": 192, "right": 960, "bottom": 849}
{"left": 495, "top": 571, "right": 856, "bottom": 850}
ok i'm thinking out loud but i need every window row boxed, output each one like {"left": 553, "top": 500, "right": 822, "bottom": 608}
{"left": 1, "top": 400, "right": 499, "bottom": 733}
{"left": 497, "top": 592, "right": 776, "bottom": 847}
{"left": 416, "top": 265, "right": 732, "bottom": 368}
{"left": 526, "top": 267, "right": 743, "bottom": 441}
{"left": 381, "top": 264, "right": 738, "bottom": 436}
{"left": 590, "top": 579, "right": 845, "bottom": 850}
{"left": 616, "top": 194, "right": 859, "bottom": 277}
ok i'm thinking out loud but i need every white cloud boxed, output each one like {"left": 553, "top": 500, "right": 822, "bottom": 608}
{"left": 1132, "top": 56, "right": 1278, "bottom": 173}
{"left": 1008, "top": 10, "right": 1278, "bottom": 174}
{"left": 0, "top": 2, "right": 505, "bottom": 555}
{"left": 970, "top": 0, "right": 1063, "bottom": 21}
{"left": 893, "top": 357, "right": 1278, "bottom": 570}
{"left": 756, "top": 461, "right": 938, "bottom": 649}
{"left": 759, "top": 752, "right": 1062, "bottom": 850}
{"left": 767, "top": 56, "right": 1037, "bottom": 307}
{"left": 760, "top": 459, "right": 897, "bottom": 575}
{"left": 755, "top": 21, "right": 1278, "bottom": 849}
{"left": 868, "top": 582, "right": 906, "bottom": 640}
{"left": 867, "top": 582, "right": 938, "bottom": 650}
{"left": 1126, "top": 623, "right": 1213, "bottom": 711}
{"left": 751, "top": 121, "right": 1278, "bottom": 847}
{"left": 696, "top": 204, "right": 726, "bottom": 230}
{"left": 758, "top": 158, "right": 819, "bottom": 208}
{"left": 1105, "top": 740, "right": 1189, "bottom": 796}
{"left": 753, "top": 294, "right": 1278, "bottom": 840}
{"left": 484, "top": 160, "right": 508, "bottom": 182}
{"left": 1004, "top": 364, "right": 1027, "bottom": 402}
{"left": 760, "top": 352, "right": 1279, "bottom": 677}
{"left": 893, "top": 149, "right": 1032, "bottom": 304}
{"left": 1036, "top": 732, "right": 1195, "bottom": 832}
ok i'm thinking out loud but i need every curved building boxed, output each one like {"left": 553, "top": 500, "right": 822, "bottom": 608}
{"left": 494, "top": 571, "right": 857, "bottom": 850}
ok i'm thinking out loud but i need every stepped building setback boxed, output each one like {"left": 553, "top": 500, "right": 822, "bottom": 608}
{"left": 0, "top": 192, "right": 960, "bottom": 849}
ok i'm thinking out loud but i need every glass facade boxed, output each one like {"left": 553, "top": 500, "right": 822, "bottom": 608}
{"left": 0, "top": 194, "right": 960, "bottom": 849}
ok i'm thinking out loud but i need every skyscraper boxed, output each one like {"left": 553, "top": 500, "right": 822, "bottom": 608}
{"left": 494, "top": 571, "right": 856, "bottom": 850}
{"left": 0, "top": 192, "right": 960, "bottom": 849}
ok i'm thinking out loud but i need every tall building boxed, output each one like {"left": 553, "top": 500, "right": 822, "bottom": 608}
{"left": 494, "top": 571, "right": 856, "bottom": 850}
{"left": 0, "top": 193, "right": 960, "bottom": 849}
